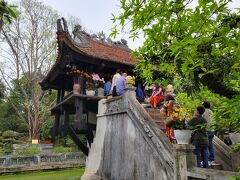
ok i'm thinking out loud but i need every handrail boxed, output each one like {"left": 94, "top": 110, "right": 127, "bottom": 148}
{"left": 213, "top": 135, "right": 233, "bottom": 170}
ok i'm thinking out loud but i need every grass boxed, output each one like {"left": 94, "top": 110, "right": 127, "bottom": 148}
{"left": 0, "top": 168, "right": 85, "bottom": 180}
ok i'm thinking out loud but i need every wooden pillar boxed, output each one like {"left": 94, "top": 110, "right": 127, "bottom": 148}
{"left": 74, "top": 97, "right": 86, "bottom": 131}
{"left": 63, "top": 110, "right": 69, "bottom": 136}
{"left": 52, "top": 89, "right": 62, "bottom": 143}
{"left": 60, "top": 89, "right": 65, "bottom": 101}
{"left": 57, "top": 89, "right": 61, "bottom": 103}
{"left": 52, "top": 113, "right": 60, "bottom": 143}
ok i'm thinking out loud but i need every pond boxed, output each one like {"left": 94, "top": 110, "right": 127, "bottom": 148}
{"left": 0, "top": 168, "right": 85, "bottom": 180}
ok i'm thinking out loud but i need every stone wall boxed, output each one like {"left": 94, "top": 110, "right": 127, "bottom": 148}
{"left": 0, "top": 152, "right": 85, "bottom": 173}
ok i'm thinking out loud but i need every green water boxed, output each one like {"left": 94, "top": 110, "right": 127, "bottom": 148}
{"left": 0, "top": 168, "right": 85, "bottom": 180}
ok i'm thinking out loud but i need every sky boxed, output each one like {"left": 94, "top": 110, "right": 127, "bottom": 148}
{"left": 40, "top": 0, "right": 144, "bottom": 50}
{"left": 8, "top": 0, "right": 240, "bottom": 50}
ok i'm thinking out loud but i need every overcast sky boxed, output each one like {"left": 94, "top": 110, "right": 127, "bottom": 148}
{"left": 10, "top": 0, "right": 240, "bottom": 50}
{"left": 39, "top": 0, "right": 144, "bottom": 49}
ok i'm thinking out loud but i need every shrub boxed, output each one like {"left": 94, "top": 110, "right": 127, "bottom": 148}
{"left": 0, "top": 147, "right": 4, "bottom": 156}
{"left": 53, "top": 146, "right": 77, "bottom": 153}
{"left": 213, "top": 95, "right": 240, "bottom": 133}
{"left": 0, "top": 136, "right": 3, "bottom": 142}
{"left": 13, "top": 146, "right": 42, "bottom": 155}
{"left": 4, "top": 144, "right": 13, "bottom": 155}
{"left": 3, "top": 138, "right": 15, "bottom": 143}
{"left": 2, "top": 130, "right": 17, "bottom": 138}
{"left": 231, "top": 143, "right": 240, "bottom": 153}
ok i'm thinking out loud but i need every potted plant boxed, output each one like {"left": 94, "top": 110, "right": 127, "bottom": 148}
{"left": 172, "top": 107, "right": 192, "bottom": 144}
{"left": 66, "top": 67, "right": 91, "bottom": 94}
{"left": 85, "top": 79, "right": 96, "bottom": 96}
{"left": 85, "top": 73, "right": 104, "bottom": 96}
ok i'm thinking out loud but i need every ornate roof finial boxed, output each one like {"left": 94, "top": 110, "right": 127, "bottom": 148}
{"left": 121, "top": 39, "right": 127, "bottom": 46}
{"left": 61, "top": 17, "right": 69, "bottom": 34}
{"left": 57, "top": 19, "right": 63, "bottom": 32}
{"left": 97, "top": 31, "right": 106, "bottom": 41}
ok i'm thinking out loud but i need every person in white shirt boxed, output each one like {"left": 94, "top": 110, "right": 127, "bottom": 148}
{"left": 111, "top": 69, "right": 121, "bottom": 97}
{"left": 202, "top": 101, "right": 216, "bottom": 166}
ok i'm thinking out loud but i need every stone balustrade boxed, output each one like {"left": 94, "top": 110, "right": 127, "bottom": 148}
{"left": 0, "top": 152, "right": 85, "bottom": 174}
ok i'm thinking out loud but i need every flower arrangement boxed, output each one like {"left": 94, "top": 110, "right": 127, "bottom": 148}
{"left": 173, "top": 107, "right": 192, "bottom": 129}
{"left": 125, "top": 76, "right": 135, "bottom": 87}
{"left": 92, "top": 73, "right": 104, "bottom": 82}
{"left": 164, "top": 100, "right": 191, "bottom": 129}
{"left": 86, "top": 73, "right": 104, "bottom": 91}
{"left": 66, "top": 69, "right": 91, "bottom": 79}
{"left": 65, "top": 67, "right": 105, "bottom": 93}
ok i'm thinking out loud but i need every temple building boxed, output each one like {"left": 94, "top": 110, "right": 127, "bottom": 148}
{"left": 40, "top": 18, "right": 136, "bottom": 155}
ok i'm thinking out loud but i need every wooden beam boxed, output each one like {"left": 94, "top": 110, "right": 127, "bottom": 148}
{"left": 68, "top": 125, "right": 89, "bottom": 156}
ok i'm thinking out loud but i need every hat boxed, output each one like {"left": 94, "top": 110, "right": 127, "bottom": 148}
{"left": 166, "top": 94, "right": 175, "bottom": 101}
{"left": 166, "top": 84, "right": 174, "bottom": 93}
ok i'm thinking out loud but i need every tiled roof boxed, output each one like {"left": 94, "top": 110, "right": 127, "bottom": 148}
{"left": 58, "top": 31, "right": 137, "bottom": 66}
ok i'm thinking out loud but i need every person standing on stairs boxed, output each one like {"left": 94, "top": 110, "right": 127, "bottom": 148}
{"left": 202, "top": 101, "right": 216, "bottom": 166}
{"left": 186, "top": 106, "right": 209, "bottom": 168}
{"left": 160, "top": 94, "right": 179, "bottom": 144}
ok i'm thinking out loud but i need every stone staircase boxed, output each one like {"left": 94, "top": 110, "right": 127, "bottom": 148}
{"left": 144, "top": 107, "right": 166, "bottom": 131}
{"left": 82, "top": 89, "right": 240, "bottom": 179}
{"left": 143, "top": 106, "right": 237, "bottom": 171}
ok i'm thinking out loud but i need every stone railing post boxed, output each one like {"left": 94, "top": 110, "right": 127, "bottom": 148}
{"left": 173, "top": 144, "right": 196, "bottom": 180}
{"left": 122, "top": 87, "right": 136, "bottom": 107}
{"left": 230, "top": 151, "right": 240, "bottom": 171}
{"left": 98, "top": 98, "right": 107, "bottom": 116}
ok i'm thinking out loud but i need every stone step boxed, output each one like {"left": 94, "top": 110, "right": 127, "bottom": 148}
{"left": 209, "top": 163, "right": 223, "bottom": 170}
{"left": 144, "top": 107, "right": 166, "bottom": 130}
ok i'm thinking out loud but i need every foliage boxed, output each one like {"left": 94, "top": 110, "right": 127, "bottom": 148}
{"left": 0, "top": 147, "right": 4, "bottom": 156}
{"left": 0, "top": 0, "right": 17, "bottom": 33}
{"left": 213, "top": 95, "right": 240, "bottom": 133}
{"left": 176, "top": 86, "right": 223, "bottom": 114}
{"left": 112, "top": 0, "right": 240, "bottom": 98}
{"left": 13, "top": 146, "right": 42, "bottom": 155}
{"left": 53, "top": 146, "right": 77, "bottom": 154}
{"left": 176, "top": 86, "right": 239, "bottom": 133}
{"left": 0, "top": 101, "right": 28, "bottom": 132}
{"left": 40, "top": 113, "right": 55, "bottom": 141}
{"left": 3, "top": 143, "right": 13, "bottom": 155}
{"left": 2, "top": 130, "right": 17, "bottom": 138}
{"left": 0, "top": 0, "right": 59, "bottom": 139}
{"left": 231, "top": 143, "right": 240, "bottom": 153}
{"left": 0, "top": 80, "right": 5, "bottom": 100}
